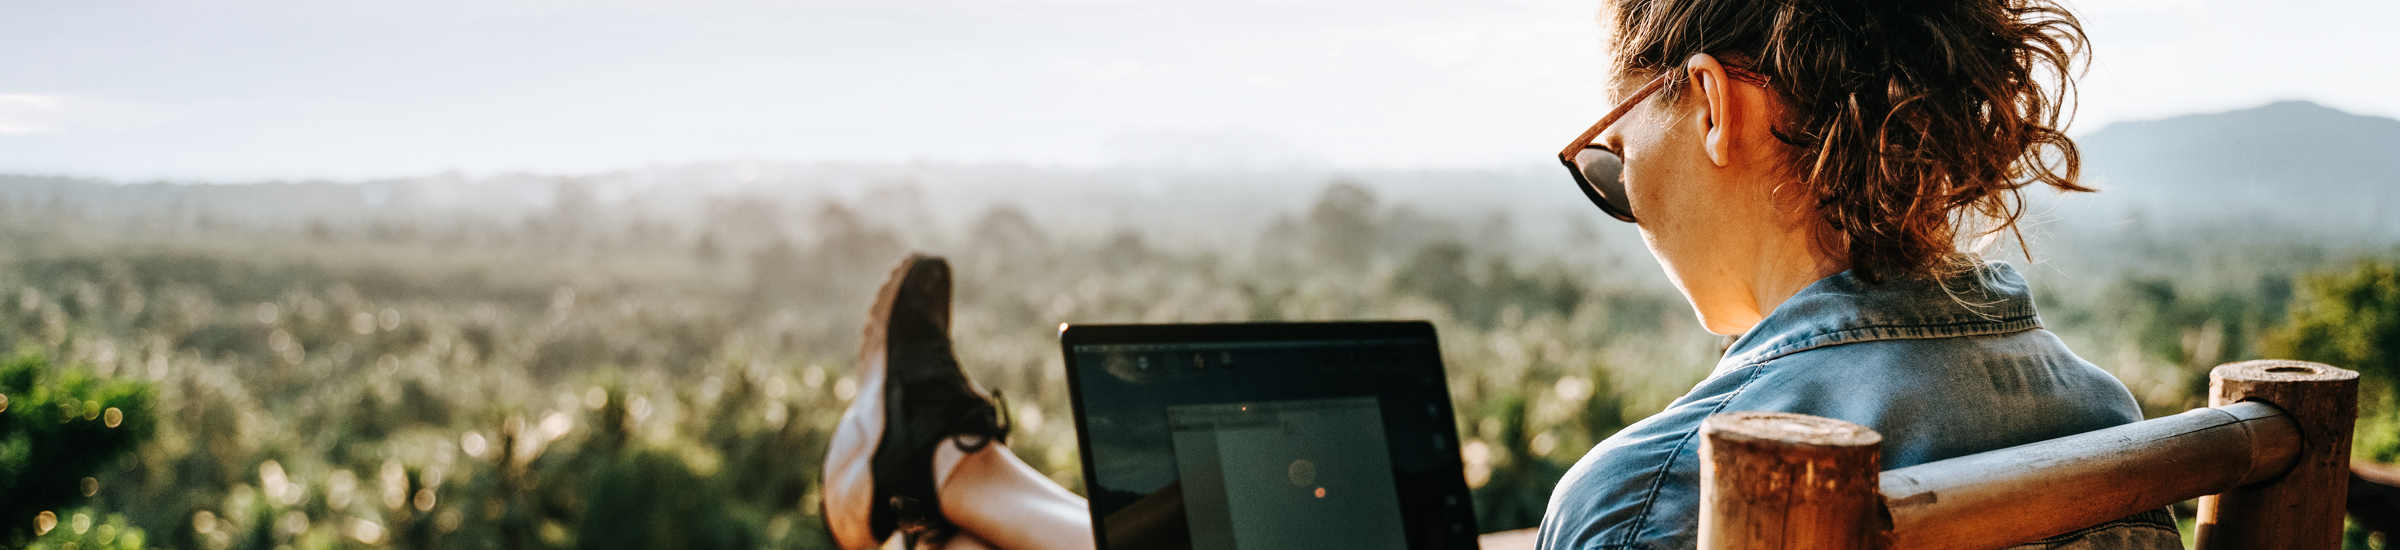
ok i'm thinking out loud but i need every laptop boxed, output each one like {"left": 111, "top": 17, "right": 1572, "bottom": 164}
{"left": 1060, "top": 321, "right": 1479, "bottom": 550}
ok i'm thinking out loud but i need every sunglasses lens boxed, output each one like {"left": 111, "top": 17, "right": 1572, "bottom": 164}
{"left": 1573, "top": 147, "right": 1633, "bottom": 221}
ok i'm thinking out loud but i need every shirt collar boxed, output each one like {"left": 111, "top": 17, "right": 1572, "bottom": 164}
{"left": 1713, "top": 261, "right": 2042, "bottom": 377}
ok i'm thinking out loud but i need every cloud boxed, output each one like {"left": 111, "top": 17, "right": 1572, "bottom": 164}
{"left": 0, "top": 94, "right": 69, "bottom": 134}
{"left": 1097, "top": 128, "right": 1325, "bottom": 169}
{"left": 1050, "top": 58, "right": 1185, "bottom": 85}
{"left": 1, "top": 0, "right": 2385, "bottom": 179}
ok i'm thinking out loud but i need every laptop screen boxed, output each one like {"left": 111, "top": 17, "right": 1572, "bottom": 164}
{"left": 1062, "top": 322, "right": 1478, "bottom": 550}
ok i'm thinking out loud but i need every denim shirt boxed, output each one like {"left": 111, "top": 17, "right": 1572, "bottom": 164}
{"left": 1535, "top": 262, "right": 2181, "bottom": 550}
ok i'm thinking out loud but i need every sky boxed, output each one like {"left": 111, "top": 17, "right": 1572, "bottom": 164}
{"left": 1, "top": 0, "right": 2395, "bottom": 182}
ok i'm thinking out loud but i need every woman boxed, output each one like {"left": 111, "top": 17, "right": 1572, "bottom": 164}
{"left": 820, "top": 0, "right": 2180, "bottom": 547}
{"left": 1535, "top": 0, "right": 2179, "bottom": 547}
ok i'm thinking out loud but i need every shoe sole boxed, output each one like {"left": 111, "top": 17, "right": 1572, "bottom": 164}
{"left": 824, "top": 254, "right": 930, "bottom": 549}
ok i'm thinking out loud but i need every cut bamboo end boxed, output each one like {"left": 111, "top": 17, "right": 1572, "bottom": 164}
{"left": 1699, "top": 412, "right": 1884, "bottom": 550}
{"left": 2215, "top": 360, "right": 2359, "bottom": 385}
{"left": 1704, "top": 412, "right": 1883, "bottom": 449}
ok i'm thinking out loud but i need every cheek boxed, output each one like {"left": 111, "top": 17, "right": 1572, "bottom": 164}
{"left": 1627, "top": 113, "right": 1732, "bottom": 222}
{"left": 1624, "top": 127, "right": 1724, "bottom": 269}
{"left": 1624, "top": 156, "right": 1670, "bottom": 221}
{"left": 1627, "top": 153, "right": 1697, "bottom": 268}
{"left": 1624, "top": 144, "right": 1702, "bottom": 241}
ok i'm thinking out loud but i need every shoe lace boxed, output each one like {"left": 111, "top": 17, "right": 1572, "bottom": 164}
{"left": 946, "top": 388, "right": 1011, "bottom": 453}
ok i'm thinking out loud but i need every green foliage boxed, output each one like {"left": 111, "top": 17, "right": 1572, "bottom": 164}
{"left": 2359, "top": 408, "right": 2400, "bottom": 463}
{"left": 575, "top": 447, "right": 761, "bottom": 550}
{"left": 1468, "top": 394, "right": 1565, "bottom": 533}
{"left": 2348, "top": 518, "right": 2387, "bottom": 550}
{"left": 0, "top": 178, "right": 2378, "bottom": 548}
{"left": 0, "top": 350, "right": 157, "bottom": 544}
{"left": 2269, "top": 259, "right": 2400, "bottom": 462}
{"left": 1463, "top": 366, "right": 1632, "bottom": 533}
{"left": 1389, "top": 242, "right": 1589, "bottom": 329}
{"left": 1306, "top": 182, "right": 1379, "bottom": 272}
{"left": 18, "top": 509, "right": 147, "bottom": 550}
{"left": 2272, "top": 260, "right": 2400, "bottom": 381}
{"left": 2027, "top": 264, "right": 2307, "bottom": 419}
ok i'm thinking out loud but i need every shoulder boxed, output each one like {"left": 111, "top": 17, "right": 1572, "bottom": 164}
{"left": 1726, "top": 327, "right": 2124, "bottom": 403}
{"left": 1720, "top": 327, "right": 2143, "bottom": 466}
{"left": 1537, "top": 367, "right": 1769, "bottom": 550}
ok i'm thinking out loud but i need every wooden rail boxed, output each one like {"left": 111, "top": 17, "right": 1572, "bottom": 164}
{"left": 1880, "top": 400, "right": 2295, "bottom": 550}
{"left": 1698, "top": 360, "right": 2359, "bottom": 550}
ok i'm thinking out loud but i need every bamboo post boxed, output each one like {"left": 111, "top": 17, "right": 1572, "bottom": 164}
{"left": 2197, "top": 360, "right": 2359, "bottom": 550}
{"left": 1699, "top": 411, "right": 1884, "bottom": 550}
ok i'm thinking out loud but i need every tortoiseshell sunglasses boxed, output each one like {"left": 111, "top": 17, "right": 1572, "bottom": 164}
{"left": 1556, "top": 65, "right": 1768, "bottom": 223}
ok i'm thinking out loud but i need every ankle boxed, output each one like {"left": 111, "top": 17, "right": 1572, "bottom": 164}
{"left": 932, "top": 437, "right": 982, "bottom": 490}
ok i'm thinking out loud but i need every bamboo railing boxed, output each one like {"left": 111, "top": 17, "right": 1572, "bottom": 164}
{"left": 1697, "top": 360, "right": 2359, "bottom": 550}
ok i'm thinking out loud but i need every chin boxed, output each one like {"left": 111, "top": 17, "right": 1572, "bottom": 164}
{"left": 1644, "top": 255, "right": 1736, "bottom": 336}
{"left": 1695, "top": 313, "right": 1753, "bottom": 337}
{"left": 1684, "top": 291, "right": 1763, "bottom": 336}
{"left": 1639, "top": 231, "right": 1759, "bottom": 336}
{"left": 1665, "top": 285, "right": 1752, "bottom": 336}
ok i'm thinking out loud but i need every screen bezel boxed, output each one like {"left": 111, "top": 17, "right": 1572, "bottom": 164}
{"left": 1058, "top": 321, "right": 1480, "bottom": 550}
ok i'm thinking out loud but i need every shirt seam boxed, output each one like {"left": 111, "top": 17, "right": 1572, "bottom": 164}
{"left": 1612, "top": 364, "right": 1768, "bottom": 549}
{"left": 1732, "top": 316, "right": 2042, "bottom": 369}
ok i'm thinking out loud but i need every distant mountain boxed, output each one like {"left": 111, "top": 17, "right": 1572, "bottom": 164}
{"left": 2070, "top": 100, "right": 2400, "bottom": 236}
{"left": 0, "top": 161, "right": 1611, "bottom": 259}
{"left": 1, "top": 99, "right": 2388, "bottom": 246}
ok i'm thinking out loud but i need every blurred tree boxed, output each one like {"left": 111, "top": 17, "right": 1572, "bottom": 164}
{"left": 16, "top": 507, "right": 148, "bottom": 549}
{"left": 1470, "top": 395, "right": 1567, "bottom": 533}
{"left": 1390, "top": 243, "right": 1586, "bottom": 328}
{"left": 2271, "top": 260, "right": 2400, "bottom": 549}
{"left": 749, "top": 238, "right": 809, "bottom": 306}
{"left": 965, "top": 205, "right": 1050, "bottom": 275}
{"left": 694, "top": 232, "right": 725, "bottom": 264}
{"left": 809, "top": 202, "right": 906, "bottom": 302}
{"left": 1484, "top": 260, "right": 1586, "bottom": 323}
{"left": 1579, "top": 368, "right": 1630, "bottom": 447}
{"left": 1098, "top": 231, "right": 1151, "bottom": 271}
{"left": 2271, "top": 260, "right": 2400, "bottom": 381}
{"left": 707, "top": 195, "right": 786, "bottom": 243}
{"left": 575, "top": 448, "right": 761, "bottom": 550}
{"left": 2265, "top": 258, "right": 2400, "bottom": 477}
{"left": 1392, "top": 242, "right": 1475, "bottom": 319}
{"left": 550, "top": 179, "right": 599, "bottom": 241}
{"left": 1306, "top": 182, "right": 1378, "bottom": 272}
{"left": 0, "top": 350, "right": 157, "bottom": 544}
{"left": 2269, "top": 260, "right": 2400, "bottom": 465}
{"left": 1253, "top": 215, "right": 1307, "bottom": 269}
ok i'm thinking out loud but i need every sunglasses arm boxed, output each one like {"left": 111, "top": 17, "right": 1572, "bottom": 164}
{"left": 1555, "top": 72, "right": 1677, "bottom": 162}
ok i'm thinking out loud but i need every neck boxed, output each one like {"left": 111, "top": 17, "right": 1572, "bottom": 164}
{"left": 1702, "top": 220, "right": 1845, "bottom": 336}
{"left": 1748, "top": 241, "right": 1845, "bottom": 324}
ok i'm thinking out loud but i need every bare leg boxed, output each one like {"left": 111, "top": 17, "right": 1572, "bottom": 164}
{"left": 936, "top": 442, "right": 1096, "bottom": 550}
{"left": 927, "top": 441, "right": 1534, "bottom": 550}
{"left": 1478, "top": 528, "right": 1539, "bottom": 550}
{"left": 935, "top": 531, "right": 999, "bottom": 550}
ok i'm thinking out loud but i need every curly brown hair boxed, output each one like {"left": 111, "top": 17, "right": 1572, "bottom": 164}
{"left": 1603, "top": 0, "right": 2092, "bottom": 283}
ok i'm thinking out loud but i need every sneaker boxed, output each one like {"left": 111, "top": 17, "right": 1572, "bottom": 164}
{"left": 823, "top": 254, "right": 1010, "bottom": 549}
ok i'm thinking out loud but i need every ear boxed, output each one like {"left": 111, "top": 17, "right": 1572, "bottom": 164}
{"left": 1685, "top": 53, "right": 1738, "bottom": 168}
